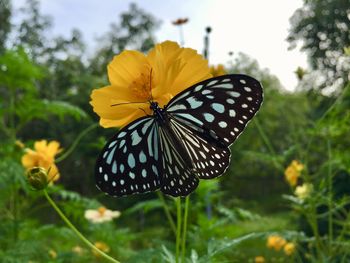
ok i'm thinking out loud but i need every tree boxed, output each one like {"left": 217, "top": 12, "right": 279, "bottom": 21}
{"left": 89, "top": 3, "right": 160, "bottom": 76}
{"left": 287, "top": 0, "right": 350, "bottom": 91}
{"left": 0, "top": 0, "right": 12, "bottom": 52}
{"left": 15, "top": 0, "right": 52, "bottom": 59}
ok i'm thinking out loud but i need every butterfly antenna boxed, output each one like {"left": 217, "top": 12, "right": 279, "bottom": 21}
{"left": 111, "top": 101, "right": 148, "bottom": 107}
{"left": 149, "top": 68, "right": 154, "bottom": 102}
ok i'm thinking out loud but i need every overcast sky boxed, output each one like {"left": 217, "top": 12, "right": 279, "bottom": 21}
{"left": 12, "top": 0, "right": 308, "bottom": 90}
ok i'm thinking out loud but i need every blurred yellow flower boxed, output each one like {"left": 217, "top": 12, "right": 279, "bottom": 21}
{"left": 90, "top": 40, "right": 211, "bottom": 128}
{"left": 295, "top": 183, "right": 313, "bottom": 200}
{"left": 72, "top": 245, "right": 84, "bottom": 255}
{"left": 93, "top": 241, "right": 110, "bottom": 257}
{"left": 21, "top": 140, "right": 62, "bottom": 183}
{"left": 49, "top": 249, "right": 57, "bottom": 259}
{"left": 210, "top": 64, "right": 227, "bottom": 77}
{"left": 267, "top": 235, "right": 287, "bottom": 251}
{"left": 85, "top": 206, "right": 121, "bottom": 223}
{"left": 344, "top": 46, "right": 350, "bottom": 56}
{"left": 15, "top": 140, "right": 25, "bottom": 149}
{"left": 255, "top": 256, "right": 265, "bottom": 263}
{"left": 284, "top": 242, "right": 296, "bottom": 256}
{"left": 284, "top": 160, "right": 304, "bottom": 187}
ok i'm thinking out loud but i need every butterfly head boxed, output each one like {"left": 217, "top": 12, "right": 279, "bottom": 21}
{"left": 149, "top": 101, "right": 161, "bottom": 112}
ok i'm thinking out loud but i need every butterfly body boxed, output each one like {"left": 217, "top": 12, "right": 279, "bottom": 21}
{"left": 150, "top": 101, "right": 195, "bottom": 171}
{"left": 95, "top": 74, "right": 263, "bottom": 197}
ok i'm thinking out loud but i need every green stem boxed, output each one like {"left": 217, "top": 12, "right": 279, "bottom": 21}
{"left": 43, "top": 189, "right": 120, "bottom": 263}
{"left": 255, "top": 118, "right": 283, "bottom": 171}
{"left": 56, "top": 123, "right": 98, "bottom": 163}
{"left": 304, "top": 83, "right": 350, "bottom": 165}
{"left": 307, "top": 201, "right": 324, "bottom": 259}
{"left": 157, "top": 192, "right": 176, "bottom": 236}
{"left": 175, "top": 197, "right": 182, "bottom": 263}
{"left": 11, "top": 184, "right": 19, "bottom": 242}
{"left": 181, "top": 196, "right": 189, "bottom": 263}
{"left": 9, "top": 89, "right": 15, "bottom": 135}
{"left": 327, "top": 139, "right": 333, "bottom": 255}
{"left": 255, "top": 118, "right": 275, "bottom": 155}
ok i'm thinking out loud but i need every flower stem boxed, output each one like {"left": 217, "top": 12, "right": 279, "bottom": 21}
{"left": 175, "top": 197, "right": 182, "bottom": 263}
{"left": 157, "top": 191, "right": 176, "bottom": 236}
{"left": 43, "top": 189, "right": 120, "bottom": 263}
{"left": 181, "top": 196, "right": 189, "bottom": 263}
{"left": 255, "top": 118, "right": 283, "bottom": 171}
{"left": 56, "top": 123, "right": 99, "bottom": 163}
{"left": 327, "top": 139, "right": 333, "bottom": 255}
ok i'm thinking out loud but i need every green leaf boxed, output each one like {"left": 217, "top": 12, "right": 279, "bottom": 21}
{"left": 16, "top": 99, "right": 88, "bottom": 124}
{"left": 161, "top": 245, "right": 175, "bottom": 263}
{"left": 123, "top": 199, "right": 163, "bottom": 215}
{"left": 201, "top": 233, "right": 263, "bottom": 261}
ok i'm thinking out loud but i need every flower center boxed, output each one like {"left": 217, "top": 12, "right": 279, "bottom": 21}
{"left": 129, "top": 65, "right": 153, "bottom": 101}
{"left": 98, "top": 206, "right": 107, "bottom": 216}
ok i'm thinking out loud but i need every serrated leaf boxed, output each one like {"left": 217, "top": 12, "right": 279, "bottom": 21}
{"left": 161, "top": 245, "right": 175, "bottom": 263}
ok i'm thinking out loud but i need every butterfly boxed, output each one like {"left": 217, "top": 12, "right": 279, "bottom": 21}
{"left": 95, "top": 74, "right": 263, "bottom": 197}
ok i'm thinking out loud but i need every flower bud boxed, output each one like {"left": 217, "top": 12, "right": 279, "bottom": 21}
{"left": 26, "top": 167, "right": 48, "bottom": 190}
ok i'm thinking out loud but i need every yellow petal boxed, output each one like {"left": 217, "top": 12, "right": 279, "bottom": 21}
{"left": 47, "top": 164, "right": 60, "bottom": 182}
{"left": 90, "top": 85, "right": 151, "bottom": 128}
{"left": 34, "top": 140, "right": 48, "bottom": 153}
{"left": 100, "top": 110, "right": 146, "bottom": 128}
{"left": 148, "top": 41, "right": 212, "bottom": 105}
{"left": 21, "top": 151, "right": 39, "bottom": 168}
{"left": 108, "top": 50, "right": 149, "bottom": 87}
{"left": 47, "top": 140, "right": 62, "bottom": 158}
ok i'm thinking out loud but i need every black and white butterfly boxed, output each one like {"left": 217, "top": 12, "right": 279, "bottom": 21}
{"left": 95, "top": 74, "right": 263, "bottom": 197}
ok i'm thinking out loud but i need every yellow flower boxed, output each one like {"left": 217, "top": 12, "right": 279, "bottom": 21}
{"left": 84, "top": 206, "right": 121, "bottom": 223}
{"left": 90, "top": 41, "right": 211, "bottom": 128}
{"left": 295, "top": 183, "right": 313, "bottom": 200}
{"left": 284, "top": 160, "right": 304, "bottom": 187}
{"left": 344, "top": 46, "right": 350, "bottom": 56}
{"left": 210, "top": 64, "right": 227, "bottom": 77}
{"left": 72, "top": 246, "right": 84, "bottom": 255}
{"left": 93, "top": 241, "right": 110, "bottom": 257}
{"left": 21, "top": 140, "right": 62, "bottom": 182}
{"left": 49, "top": 249, "right": 57, "bottom": 259}
{"left": 267, "top": 235, "right": 287, "bottom": 251}
{"left": 255, "top": 256, "right": 265, "bottom": 263}
{"left": 15, "top": 140, "right": 25, "bottom": 149}
{"left": 284, "top": 242, "right": 296, "bottom": 256}
{"left": 291, "top": 160, "right": 304, "bottom": 172}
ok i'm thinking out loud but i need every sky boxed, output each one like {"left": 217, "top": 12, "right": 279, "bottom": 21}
{"left": 12, "top": 0, "right": 308, "bottom": 90}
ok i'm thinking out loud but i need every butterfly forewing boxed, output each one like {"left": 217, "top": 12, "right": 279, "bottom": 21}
{"left": 95, "top": 116, "right": 162, "bottom": 197}
{"left": 166, "top": 74, "right": 263, "bottom": 147}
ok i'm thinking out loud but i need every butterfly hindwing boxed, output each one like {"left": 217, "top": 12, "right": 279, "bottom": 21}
{"left": 157, "top": 123, "right": 199, "bottom": 196}
{"left": 169, "top": 117, "right": 231, "bottom": 179}
{"left": 95, "top": 116, "right": 162, "bottom": 197}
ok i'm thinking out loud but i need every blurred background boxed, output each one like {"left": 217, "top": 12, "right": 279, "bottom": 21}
{"left": 0, "top": 0, "right": 349, "bottom": 262}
